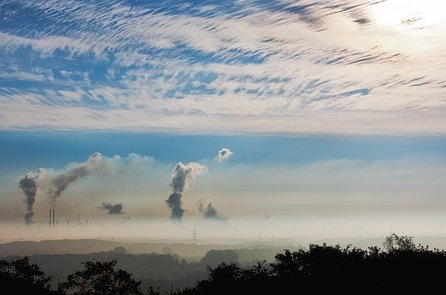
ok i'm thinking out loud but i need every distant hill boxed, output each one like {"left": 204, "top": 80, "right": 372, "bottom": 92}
{"left": 0, "top": 239, "right": 298, "bottom": 293}
{"left": 0, "top": 239, "right": 296, "bottom": 262}
{"left": 0, "top": 239, "right": 121, "bottom": 257}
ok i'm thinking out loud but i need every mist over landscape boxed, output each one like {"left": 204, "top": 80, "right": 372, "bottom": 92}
{"left": 1, "top": 0, "right": 446, "bottom": 293}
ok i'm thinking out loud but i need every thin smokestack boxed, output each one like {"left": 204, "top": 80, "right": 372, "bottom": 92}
{"left": 52, "top": 209, "right": 55, "bottom": 227}
{"left": 49, "top": 209, "right": 52, "bottom": 226}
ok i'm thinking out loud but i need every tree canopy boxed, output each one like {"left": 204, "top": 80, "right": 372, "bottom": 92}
{"left": 0, "top": 256, "right": 56, "bottom": 294}
{"left": 1, "top": 234, "right": 445, "bottom": 294}
{"left": 59, "top": 260, "right": 142, "bottom": 295}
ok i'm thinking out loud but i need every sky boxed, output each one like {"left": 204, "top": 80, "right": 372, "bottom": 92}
{"left": 1, "top": 0, "right": 446, "bottom": 242}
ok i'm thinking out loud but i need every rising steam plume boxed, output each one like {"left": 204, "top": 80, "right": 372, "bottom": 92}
{"left": 198, "top": 200, "right": 225, "bottom": 220}
{"left": 47, "top": 152, "right": 103, "bottom": 206}
{"left": 18, "top": 169, "right": 44, "bottom": 224}
{"left": 17, "top": 152, "right": 152, "bottom": 224}
{"left": 18, "top": 152, "right": 109, "bottom": 224}
{"left": 166, "top": 162, "right": 206, "bottom": 220}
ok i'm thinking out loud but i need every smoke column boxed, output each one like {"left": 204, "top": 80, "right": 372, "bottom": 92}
{"left": 17, "top": 152, "right": 150, "bottom": 224}
{"left": 166, "top": 162, "right": 206, "bottom": 220}
{"left": 198, "top": 200, "right": 225, "bottom": 220}
{"left": 18, "top": 170, "right": 43, "bottom": 224}
{"left": 47, "top": 152, "right": 102, "bottom": 206}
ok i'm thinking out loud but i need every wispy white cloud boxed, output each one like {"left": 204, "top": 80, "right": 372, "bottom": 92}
{"left": 0, "top": 0, "right": 445, "bottom": 134}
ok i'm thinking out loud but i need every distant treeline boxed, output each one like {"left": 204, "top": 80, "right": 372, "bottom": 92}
{"left": 1, "top": 234, "right": 445, "bottom": 294}
{"left": 0, "top": 239, "right": 289, "bottom": 262}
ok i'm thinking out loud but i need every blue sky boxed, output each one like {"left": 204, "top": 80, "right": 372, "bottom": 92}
{"left": 1, "top": 0, "right": 446, "bottom": 239}
{"left": 0, "top": 0, "right": 446, "bottom": 134}
{"left": 1, "top": 132, "right": 446, "bottom": 171}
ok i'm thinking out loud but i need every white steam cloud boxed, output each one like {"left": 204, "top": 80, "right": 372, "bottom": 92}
{"left": 198, "top": 200, "right": 226, "bottom": 221}
{"left": 17, "top": 152, "right": 152, "bottom": 224}
{"left": 166, "top": 162, "right": 207, "bottom": 220}
{"left": 215, "top": 148, "right": 233, "bottom": 162}
{"left": 46, "top": 152, "right": 103, "bottom": 206}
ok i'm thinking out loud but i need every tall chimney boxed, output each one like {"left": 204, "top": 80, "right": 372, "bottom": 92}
{"left": 52, "top": 209, "right": 55, "bottom": 227}
{"left": 49, "top": 209, "right": 52, "bottom": 226}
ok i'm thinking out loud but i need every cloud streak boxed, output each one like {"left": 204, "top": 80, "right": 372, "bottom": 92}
{"left": 0, "top": 0, "right": 445, "bottom": 134}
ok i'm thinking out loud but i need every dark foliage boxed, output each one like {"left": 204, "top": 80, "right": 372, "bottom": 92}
{"left": 176, "top": 234, "right": 446, "bottom": 294}
{"left": 59, "top": 260, "right": 143, "bottom": 295}
{"left": 2, "top": 234, "right": 446, "bottom": 294}
{"left": 0, "top": 256, "right": 58, "bottom": 294}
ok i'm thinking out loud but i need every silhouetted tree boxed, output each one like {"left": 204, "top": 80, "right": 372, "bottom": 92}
{"left": 173, "top": 235, "right": 446, "bottom": 294}
{"left": 4, "top": 234, "right": 446, "bottom": 295}
{"left": 59, "top": 260, "right": 142, "bottom": 295}
{"left": 383, "top": 233, "right": 416, "bottom": 252}
{"left": 0, "top": 256, "right": 57, "bottom": 294}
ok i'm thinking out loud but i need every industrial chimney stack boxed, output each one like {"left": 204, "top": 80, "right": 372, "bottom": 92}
{"left": 49, "top": 209, "right": 56, "bottom": 227}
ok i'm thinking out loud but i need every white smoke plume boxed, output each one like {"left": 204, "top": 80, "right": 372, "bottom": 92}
{"left": 166, "top": 162, "right": 206, "bottom": 220}
{"left": 198, "top": 200, "right": 226, "bottom": 221}
{"left": 17, "top": 152, "right": 152, "bottom": 224}
{"left": 47, "top": 152, "right": 103, "bottom": 206}
{"left": 215, "top": 148, "right": 233, "bottom": 162}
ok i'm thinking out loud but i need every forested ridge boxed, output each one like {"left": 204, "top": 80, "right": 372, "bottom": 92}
{"left": 1, "top": 234, "right": 444, "bottom": 294}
